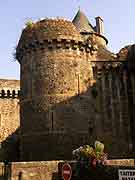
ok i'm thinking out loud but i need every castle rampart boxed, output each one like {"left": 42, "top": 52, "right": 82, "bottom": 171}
{"left": 15, "top": 13, "right": 135, "bottom": 160}
{"left": 0, "top": 79, "right": 20, "bottom": 161}
{"left": 16, "top": 18, "right": 98, "bottom": 161}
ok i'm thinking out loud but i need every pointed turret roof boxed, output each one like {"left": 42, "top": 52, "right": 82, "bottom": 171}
{"left": 72, "top": 9, "right": 95, "bottom": 33}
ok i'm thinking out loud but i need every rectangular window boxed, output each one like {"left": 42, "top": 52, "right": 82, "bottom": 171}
{"left": 49, "top": 109, "right": 54, "bottom": 131}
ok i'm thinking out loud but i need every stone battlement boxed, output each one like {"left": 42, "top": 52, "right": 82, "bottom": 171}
{"left": 0, "top": 89, "right": 20, "bottom": 98}
{"left": 0, "top": 79, "right": 20, "bottom": 98}
{"left": 16, "top": 18, "right": 82, "bottom": 51}
{"left": 16, "top": 38, "right": 97, "bottom": 61}
{"left": 92, "top": 61, "right": 127, "bottom": 71}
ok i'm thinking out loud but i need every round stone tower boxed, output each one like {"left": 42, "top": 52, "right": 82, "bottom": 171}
{"left": 16, "top": 18, "right": 95, "bottom": 160}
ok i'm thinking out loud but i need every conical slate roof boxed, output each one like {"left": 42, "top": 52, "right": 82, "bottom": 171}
{"left": 72, "top": 9, "right": 95, "bottom": 33}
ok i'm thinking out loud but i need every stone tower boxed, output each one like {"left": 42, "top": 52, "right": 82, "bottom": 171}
{"left": 16, "top": 9, "right": 109, "bottom": 160}
{"left": 0, "top": 9, "right": 131, "bottom": 161}
{"left": 17, "top": 9, "right": 135, "bottom": 161}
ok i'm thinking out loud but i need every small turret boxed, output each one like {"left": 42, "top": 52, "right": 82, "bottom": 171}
{"left": 72, "top": 10, "right": 108, "bottom": 47}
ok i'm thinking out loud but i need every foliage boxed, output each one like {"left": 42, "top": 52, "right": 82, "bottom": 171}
{"left": 72, "top": 141, "right": 108, "bottom": 177}
{"left": 25, "top": 20, "right": 35, "bottom": 29}
{"left": 72, "top": 141, "right": 107, "bottom": 162}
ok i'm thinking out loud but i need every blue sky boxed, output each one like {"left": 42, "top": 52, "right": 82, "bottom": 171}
{"left": 0, "top": 0, "right": 134, "bottom": 79}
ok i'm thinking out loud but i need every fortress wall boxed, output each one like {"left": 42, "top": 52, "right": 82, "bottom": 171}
{"left": 0, "top": 79, "right": 20, "bottom": 141}
{"left": 19, "top": 41, "right": 95, "bottom": 161}
{"left": 0, "top": 98, "right": 20, "bottom": 142}
{"left": 91, "top": 63, "right": 135, "bottom": 157}
{"left": 0, "top": 79, "right": 20, "bottom": 161}
{"left": 16, "top": 19, "right": 97, "bottom": 161}
{"left": 0, "top": 79, "right": 20, "bottom": 90}
{"left": 20, "top": 46, "right": 92, "bottom": 130}
{"left": 16, "top": 18, "right": 135, "bottom": 160}
{"left": 0, "top": 161, "right": 63, "bottom": 180}
{"left": 0, "top": 160, "right": 135, "bottom": 180}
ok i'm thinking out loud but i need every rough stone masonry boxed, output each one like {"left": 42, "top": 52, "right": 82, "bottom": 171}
{"left": 0, "top": 9, "right": 135, "bottom": 161}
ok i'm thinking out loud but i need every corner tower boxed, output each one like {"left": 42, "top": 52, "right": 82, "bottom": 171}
{"left": 16, "top": 18, "right": 96, "bottom": 160}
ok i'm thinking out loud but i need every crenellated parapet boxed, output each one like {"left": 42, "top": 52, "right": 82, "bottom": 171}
{"left": 0, "top": 89, "right": 20, "bottom": 98}
{"left": 16, "top": 38, "right": 98, "bottom": 61}
{"left": 16, "top": 18, "right": 100, "bottom": 62}
{"left": 91, "top": 60, "right": 128, "bottom": 79}
{"left": 0, "top": 79, "right": 20, "bottom": 99}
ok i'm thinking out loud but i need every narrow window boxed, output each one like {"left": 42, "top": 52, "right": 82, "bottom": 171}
{"left": 51, "top": 111, "right": 54, "bottom": 131}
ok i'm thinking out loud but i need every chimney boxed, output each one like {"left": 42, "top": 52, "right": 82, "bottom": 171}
{"left": 95, "top": 16, "right": 104, "bottom": 35}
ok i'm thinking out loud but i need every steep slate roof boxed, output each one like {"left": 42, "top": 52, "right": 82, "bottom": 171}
{"left": 72, "top": 9, "right": 95, "bottom": 33}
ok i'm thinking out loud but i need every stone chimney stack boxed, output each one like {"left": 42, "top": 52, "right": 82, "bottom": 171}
{"left": 95, "top": 16, "right": 104, "bottom": 35}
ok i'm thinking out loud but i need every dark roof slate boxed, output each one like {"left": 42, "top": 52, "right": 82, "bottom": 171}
{"left": 72, "top": 9, "right": 95, "bottom": 33}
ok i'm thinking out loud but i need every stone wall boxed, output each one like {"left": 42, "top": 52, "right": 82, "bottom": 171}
{"left": 0, "top": 79, "right": 20, "bottom": 90}
{"left": 0, "top": 163, "right": 4, "bottom": 179}
{"left": 16, "top": 17, "right": 135, "bottom": 161}
{"left": 0, "top": 79, "right": 20, "bottom": 161}
{"left": 0, "top": 161, "right": 63, "bottom": 180}
{"left": 91, "top": 62, "right": 135, "bottom": 157}
{"left": 88, "top": 33, "right": 108, "bottom": 47}
{"left": 17, "top": 18, "right": 97, "bottom": 161}
{"left": 0, "top": 160, "right": 135, "bottom": 180}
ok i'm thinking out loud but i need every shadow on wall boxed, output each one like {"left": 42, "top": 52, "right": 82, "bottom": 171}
{"left": 0, "top": 81, "right": 99, "bottom": 161}
{"left": 0, "top": 129, "right": 20, "bottom": 162}
{"left": 0, "top": 55, "right": 135, "bottom": 162}
{"left": 16, "top": 83, "right": 99, "bottom": 161}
